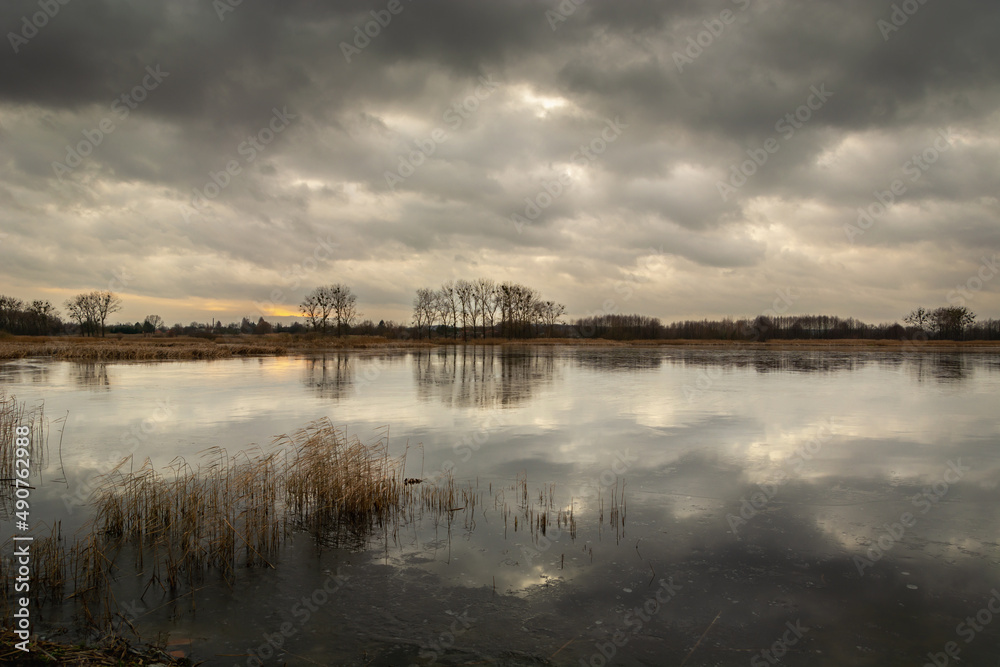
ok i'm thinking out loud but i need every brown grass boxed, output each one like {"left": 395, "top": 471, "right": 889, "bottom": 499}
{"left": 0, "top": 391, "right": 45, "bottom": 512}
{"left": 4, "top": 334, "right": 998, "bottom": 361}
{"left": 1, "top": 414, "right": 621, "bottom": 648}
{"left": 0, "top": 629, "right": 191, "bottom": 665}
{"left": 0, "top": 337, "right": 286, "bottom": 361}
{"left": 1, "top": 420, "right": 471, "bottom": 635}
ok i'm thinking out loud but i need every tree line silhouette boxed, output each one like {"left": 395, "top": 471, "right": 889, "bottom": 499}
{"left": 411, "top": 279, "right": 565, "bottom": 340}
{"left": 1, "top": 288, "right": 998, "bottom": 341}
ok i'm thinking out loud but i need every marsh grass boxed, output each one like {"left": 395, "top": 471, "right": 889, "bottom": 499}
{"left": 283, "top": 421, "right": 402, "bottom": 544}
{"left": 1, "top": 413, "right": 621, "bottom": 646}
{"left": 0, "top": 390, "right": 46, "bottom": 518}
{"left": 3, "top": 419, "right": 465, "bottom": 636}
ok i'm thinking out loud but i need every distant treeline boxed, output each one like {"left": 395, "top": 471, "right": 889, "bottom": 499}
{"left": 0, "top": 296, "right": 63, "bottom": 336}
{"left": 2, "top": 290, "right": 998, "bottom": 341}
{"left": 575, "top": 309, "right": 1000, "bottom": 341}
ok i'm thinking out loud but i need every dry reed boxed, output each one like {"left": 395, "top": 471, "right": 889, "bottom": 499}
{"left": 0, "top": 390, "right": 45, "bottom": 517}
{"left": 0, "top": 338, "right": 286, "bottom": 361}
{"left": 1, "top": 413, "right": 620, "bottom": 646}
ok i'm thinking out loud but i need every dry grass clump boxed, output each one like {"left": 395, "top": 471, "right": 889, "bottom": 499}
{"left": 93, "top": 448, "right": 283, "bottom": 587}
{"left": 0, "top": 628, "right": 191, "bottom": 665}
{"left": 283, "top": 421, "right": 403, "bottom": 540}
{"left": 1, "top": 413, "right": 621, "bottom": 646}
{"left": 35, "top": 421, "right": 413, "bottom": 618}
{"left": 0, "top": 391, "right": 45, "bottom": 513}
{"left": 0, "top": 426, "right": 393, "bottom": 638}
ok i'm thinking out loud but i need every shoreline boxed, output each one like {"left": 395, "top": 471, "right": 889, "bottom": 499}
{"left": 1, "top": 335, "right": 999, "bottom": 361}
{"left": 0, "top": 630, "right": 191, "bottom": 665}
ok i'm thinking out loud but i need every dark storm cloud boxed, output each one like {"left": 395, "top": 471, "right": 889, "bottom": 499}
{"left": 0, "top": 0, "right": 997, "bottom": 323}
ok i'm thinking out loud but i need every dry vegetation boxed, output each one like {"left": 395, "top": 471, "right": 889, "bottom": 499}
{"left": 0, "top": 419, "right": 607, "bottom": 634}
{"left": 0, "top": 629, "right": 191, "bottom": 665}
{"left": 1, "top": 390, "right": 617, "bottom": 658}
{"left": 3, "top": 334, "right": 999, "bottom": 361}
{"left": 1, "top": 420, "right": 470, "bottom": 637}
{"left": 0, "top": 336, "right": 286, "bottom": 361}
{"left": 0, "top": 391, "right": 45, "bottom": 518}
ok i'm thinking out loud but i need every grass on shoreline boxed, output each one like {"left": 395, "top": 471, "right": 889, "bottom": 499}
{"left": 1, "top": 334, "right": 998, "bottom": 361}
{"left": 0, "top": 630, "right": 192, "bottom": 666}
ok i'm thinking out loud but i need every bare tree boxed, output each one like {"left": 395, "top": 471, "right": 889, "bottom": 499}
{"left": 472, "top": 278, "right": 495, "bottom": 339}
{"left": 143, "top": 314, "right": 164, "bottom": 336}
{"left": 455, "top": 279, "right": 473, "bottom": 341}
{"left": 931, "top": 306, "right": 976, "bottom": 340}
{"left": 65, "top": 292, "right": 103, "bottom": 337}
{"left": 483, "top": 283, "right": 500, "bottom": 337}
{"left": 437, "top": 282, "right": 458, "bottom": 339}
{"left": 300, "top": 293, "right": 323, "bottom": 331}
{"left": 0, "top": 296, "right": 24, "bottom": 334}
{"left": 92, "top": 291, "right": 122, "bottom": 337}
{"left": 330, "top": 284, "right": 358, "bottom": 336}
{"left": 536, "top": 300, "right": 565, "bottom": 337}
{"left": 904, "top": 307, "right": 932, "bottom": 332}
{"left": 65, "top": 295, "right": 89, "bottom": 336}
{"left": 27, "top": 300, "right": 60, "bottom": 335}
{"left": 300, "top": 286, "right": 337, "bottom": 333}
{"left": 412, "top": 288, "right": 435, "bottom": 339}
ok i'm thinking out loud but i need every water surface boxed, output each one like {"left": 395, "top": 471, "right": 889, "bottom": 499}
{"left": 2, "top": 346, "right": 999, "bottom": 666}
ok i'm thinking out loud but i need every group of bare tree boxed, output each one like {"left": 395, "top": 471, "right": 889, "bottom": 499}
{"left": 412, "top": 279, "right": 565, "bottom": 339}
{"left": 299, "top": 284, "right": 359, "bottom": 336}
{"left": 64, "top": 291, "right": 122, "bottom": 337}
{"left": 0, "top": 295, "right": 63, "bottom": 335}
{"left": 904, "top": 306, "right": 977, "bottom": 340}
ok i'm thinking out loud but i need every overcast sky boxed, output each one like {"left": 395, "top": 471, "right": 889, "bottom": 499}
{"left": 1, "top": 0, "right": 998, "bottom": 327}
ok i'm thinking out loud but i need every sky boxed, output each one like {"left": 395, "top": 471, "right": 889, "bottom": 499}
{"left": 1, "top": 0, "right": 998, "bottom": 327}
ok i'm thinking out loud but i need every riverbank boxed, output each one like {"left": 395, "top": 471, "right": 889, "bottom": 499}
{"left": 0, "top": 630, "right": 192, "bottom": 665}
{"left": 1, "top": 335, "right": 998, "bottom": 361}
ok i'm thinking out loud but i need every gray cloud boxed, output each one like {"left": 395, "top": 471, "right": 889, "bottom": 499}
{"left": 0, "top": 0, "right": 997, "bottom": 325}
